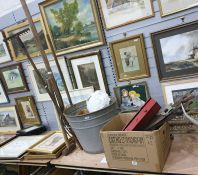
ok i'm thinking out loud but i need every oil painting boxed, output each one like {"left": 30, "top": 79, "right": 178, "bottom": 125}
{"left": 110, "top": 34, "right": 150, "bottom": 81}
{"left": 0, "top": 32, "right": 11, "bottom": 64}
{"left": 0, "top": 64, "right": 28, "bottom": 94}
{"left": 4, "top": 18, "right": 50, "bottom": 61}
{"left": 0, "top": 106, "right": 21, "bottom": 133}
{"left": 99, "top": 0, "right": 154, "bottom": 29}
{"left": 152, "top": 22, "right": 198, "bottom": 81}
{"left": 39, "top": 0, "right": 104, "bottom": 54}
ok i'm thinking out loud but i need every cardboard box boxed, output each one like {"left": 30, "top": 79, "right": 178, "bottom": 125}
{"left": 100, "top": 114, "right": 171, "bottom": 172}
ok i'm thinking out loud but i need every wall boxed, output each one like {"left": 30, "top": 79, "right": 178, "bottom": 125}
{"left": 0, "top": 0, "right": 198, "bottom": 130}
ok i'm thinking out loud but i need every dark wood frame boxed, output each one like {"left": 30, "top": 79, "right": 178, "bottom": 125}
{"left": 0, "top": 80, "right": 10, "bottom": 104}
{"left": 109, "top": 34, "right": 150, "bottom": 82}
{"left": 15, "top": 96, "right": 41, "bottom": 126}
{"left": 152, "top": 21, "right": 198, "bottom": 81}
{"left": 0, "top": 63, "right": 29, "bottom": 94}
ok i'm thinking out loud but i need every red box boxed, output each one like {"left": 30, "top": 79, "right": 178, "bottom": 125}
{"left": 123, "top": 98, "right": 161, "bottom": 131}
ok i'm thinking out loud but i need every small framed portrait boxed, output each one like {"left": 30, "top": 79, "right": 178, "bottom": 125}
{"left": 99, "top": 0, "right": 154, "bottom": 30}
{"left": 110, "top": 34, "right": 150, "bottom": 81}
{"left": 0, "top": 63, "right": 28, "bottom": 94}
{"left": 0, "top": 106, "right": 21, "bottom": 133}
{"left": 0, "top": 80, "right": 9, "bottom": 105}
{"left": 0, "top": 31, "right": 12, "bottom": 64}
{"left": 152, "top": 21, "right": 198, "bottom": 81}
{"left": 114, "top": 82, "right": 149, "bottom": 112}
{"left": 15, "top": 96, "right": 41, "bottom": 126}
{"left": 69, "top": 51, "right": 109, "bottom": 92}
{"left": 159, "top": 0, "right": 198, "bottom": 16}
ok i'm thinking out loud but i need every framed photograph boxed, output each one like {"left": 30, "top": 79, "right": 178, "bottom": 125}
{"left": 27, "top": 57, "right": 94, "bottom": 102}
{"left": 99, "top": 0, "right": 154, "bottom": 30}
{"left": 0, "top": 63, "right": 29, "bottom": 94}
{"left": 110, "top": 34, "right": 150, "bottom": 82}
{"left": 39, "top": 0, "right": 104, "bottom": 55}
{"left": 15, "top": 96, "right": 41, "bottom": 126}
{"left": 152, "top": 21, "right": 198, "bottom": 81}
{"left": 0, "top": 135, "right": 44, "bottom": 159}
{"left": 0, "top": 106, "right": 21, "bottom": 133}
{"left": 69, "top": 51, "right": 108, "bottom": 92}
{"left": 0, "top": 80, "right": 9, "bottom": 104}
{"left": 0, "top": 31, "right": 12, "bottom": 64}
{"left": 114, "top": 82, "right": 149, "bottom": 111}
{"left": 4, "top": 17, "right": 50, "bottom": 61}
{"left": 159, "top": 0, "right": 198, "bottom": 16}
{"left": 28, "top": 132, "right": 66, "bottom": 154}
{"left": 0, "top": 134, "right": 16, "bottom": 147}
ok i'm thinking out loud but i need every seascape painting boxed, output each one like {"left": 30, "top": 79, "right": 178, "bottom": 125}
{"left": 78, "top": 63, "right": 100, "bottom": 90}
{"left": 119, "top": 46, "right": 140, "bottom": 73}
{"left": 160, "top": 29, "right": 198, "bottom": 72}
{"left": 0, "top": 111, "right": 17, "bottom": 128}
{"left": 43, "top": 0, "right": 100, "bottom": 52}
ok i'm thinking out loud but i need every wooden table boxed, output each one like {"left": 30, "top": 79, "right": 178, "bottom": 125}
{"left": 51, "top": 134, "right": 198, "bottom": 175}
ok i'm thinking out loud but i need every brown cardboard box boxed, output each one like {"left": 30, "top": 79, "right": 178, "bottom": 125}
{"left": 100, "top": 114, "right": 171, "bottom": 172}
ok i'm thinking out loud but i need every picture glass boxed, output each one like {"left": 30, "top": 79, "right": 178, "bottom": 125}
{"left": 99, "top": 0, "right": 153, "bottom": 29}
{"left": 41, "top": 0, "right": 103, "bottom": 54}
{"left": 0, "top": 32, "right": 11, "bottom": 64}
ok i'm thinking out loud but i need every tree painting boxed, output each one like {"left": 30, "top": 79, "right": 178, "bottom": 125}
{"left": 44, "top": 0, "right": 99, "bottom": 50}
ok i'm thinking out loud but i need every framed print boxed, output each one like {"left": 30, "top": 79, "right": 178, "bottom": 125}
{"left": 0, "top": 80, "right": 9, "bottom": 104}
{"left": 28, "top": 132, "right": 66, "bottom": 154}
{"left": 0, "top": 135, "right": 44, "bottom": 159}
{"left": 15, "top": 96, "right": 41, "bottom": 126}
{"left": 0, "top": 31, "right": 12, "bottom": 64}
{"left": 110, "top": 34, "right": 150, "bottom": 82}
{"left": 4, "top": 17, "right": 50, "bottom": 61}
{"left": 69, "top": 51, "right": 108, "bottom": 92}
{"left": 0, "top": 106, "right": 21, "bottom": 133}
{"left": 27, "top": 57, "right": 94, "bottom": 102}
{"left": 152, "top": 21, "right": 198, "bottom": 81}
{"left": 39, "top": 0, "right": 104, "bottom": 55}
{"left": 0, "top": 63, "right": 28, "bottom": 94}
{"left": 114, "top": 82, "right": 149, "bottom": 112}
{"left": 0, "top": 134, "right": 16, "bottom": 147}
{"left": 99, "top": 0, "right": 154, "bottom": 30}
{"left": 159, "top": 0, "right": 198, "bottom": 16}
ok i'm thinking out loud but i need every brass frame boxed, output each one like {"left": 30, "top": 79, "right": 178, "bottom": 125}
{"left": 69, "top": 51, "right": 109, "bottom": 93}
{"left": 28, "top": 131, "right": 67, "bottom": 154}
{"left": 39, "top": 0, "right": 105, "bottom": 55}
{"left": 98, "top": 0, "right": 154, "bottom": 30}
{"left": 4, "top": 17, "right": 51, "bottom": 61}
{"left": 15, "top": 96, "right": 41, "bottom": 126}
{"left": 158, "top": 0, "right": 198, "bottom": 17}
{"left": 109, "top": 34, "right": 150, "bottom": 82}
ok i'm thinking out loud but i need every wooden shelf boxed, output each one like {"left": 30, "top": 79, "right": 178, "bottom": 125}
{"left": 51, "top": 133, "right": 198, "bottom": 175}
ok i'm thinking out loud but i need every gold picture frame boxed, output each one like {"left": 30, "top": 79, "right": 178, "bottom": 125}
{"left": 15, "top": 96, "right": 41, "bottom": 126}
{"left": 4, "top": 17, "right": 51, "bottom": 61}
{"left": 39, "top": 0, "right": 104, "bottom": 55}
{"left": 109, "top": 34, "right": 150, "bottom": 82}
{"left": 28, "top": 131, "right": 68, "bottom": 154}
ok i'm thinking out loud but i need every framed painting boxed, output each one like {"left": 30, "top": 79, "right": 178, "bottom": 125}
{"left": 159, "top": 0, "right": 198, "bottom": 16}
{"left": 152, "top": 21, "right": 198, "bottom": 81}
{"left": 0, "top": 80, "right": 9, "bottom": 104}
{"left": 39, "top": 0, "right": 104, "bottom": 55}
{"left": 110, "top": 34, "right": 150, "bottom": 82}
{"left": 114, "top": 81, "right": 149, "bottom": 112}
{"left": 0, "top": 106, "right": 21, "bottom": 133}
{"left": 0, "top": 134, "right": 16, "bottom": 147}
{"left": 69, "top": 51, "right": 109, "bottom": 92}
{"left": 0, "top": 31, "right": 12, "bottom": 64}
{"left": 4, "top": 17, "right": 50, "bottom": 61}
{"left": 99, "top": 0, "right": 154, "bottom": 30}
{"left": 0, "top": 63, "right": 29, "bottom": 94}
{"left": 28, "top": 132, "right": 66, "bottom": 154}
{"left": 15, "top": 96, "right": 41, "bottom": 126}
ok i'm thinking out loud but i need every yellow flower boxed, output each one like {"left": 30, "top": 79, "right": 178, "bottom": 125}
{"left": 129, "top": 90, "right": 140, "bottom": 97}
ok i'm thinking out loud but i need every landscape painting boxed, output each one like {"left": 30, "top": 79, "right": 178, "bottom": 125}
{"left": 78, "top": 63, "right": 100, "bottom": 90}
{"left": 160, "top": 29, "right": 198, "bottom": 72}
{"left": 40, "top": 0, "right": 104, "bottom": 54}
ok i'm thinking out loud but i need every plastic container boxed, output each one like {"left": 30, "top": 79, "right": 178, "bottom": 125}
{"left": 64, "top": 98, "right": 118, "bottom": 154}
